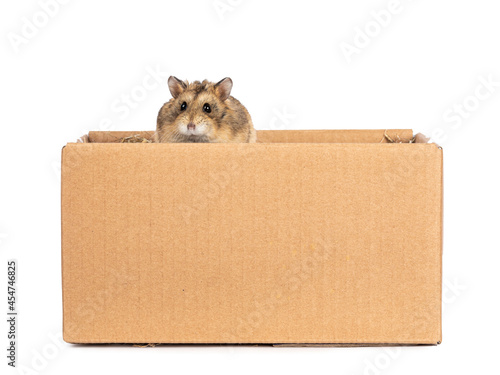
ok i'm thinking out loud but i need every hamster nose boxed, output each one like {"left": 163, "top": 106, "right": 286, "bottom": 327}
{"left": 187, "top": 123, "right": 196, "bottom": 131}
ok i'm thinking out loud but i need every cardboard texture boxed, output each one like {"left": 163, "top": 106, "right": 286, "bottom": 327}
{"left": 61, "top": 129, "right": 443, "bottom": 345}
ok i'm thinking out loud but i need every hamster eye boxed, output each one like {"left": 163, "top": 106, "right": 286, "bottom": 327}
{"left": 180, "top": 102, "right": 187, "bottom": 111}
{"left": 203, "top": 103, "right": 211, "bottom": 113}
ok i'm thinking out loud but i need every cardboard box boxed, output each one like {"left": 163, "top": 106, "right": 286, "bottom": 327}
{"left": 61, "top": 129, "right": 443, "bottom": 345}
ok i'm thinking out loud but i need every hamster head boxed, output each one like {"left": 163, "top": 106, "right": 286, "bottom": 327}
{"left": 156, "top": 76, "right": 255, "bottom": 143}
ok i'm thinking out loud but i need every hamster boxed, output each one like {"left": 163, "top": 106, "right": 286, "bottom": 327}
{"left": 155, "top": 76, "right": 257, "bottom": 143}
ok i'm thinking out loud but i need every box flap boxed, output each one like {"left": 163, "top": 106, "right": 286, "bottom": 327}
{"left": 84, "top": 129, "right": 416, "bottom": 144}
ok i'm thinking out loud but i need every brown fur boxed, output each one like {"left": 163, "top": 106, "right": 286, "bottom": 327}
{"left": 155, "top": 77, "right": 257, "bottom": 143}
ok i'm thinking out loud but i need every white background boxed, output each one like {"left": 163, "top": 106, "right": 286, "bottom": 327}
{"left": 1, "top": 0, "right": 499, "bottom": 374}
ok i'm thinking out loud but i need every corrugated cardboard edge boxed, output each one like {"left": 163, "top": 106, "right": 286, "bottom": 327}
{"left": 62, "top": 342, "right": 440, "bottom": 347}
{"left": 77, "top": 134, "right": 89, "bottom": 143}
{"left": 273, "top": 343, "right": 440, "bottom": 347}
{"left": 61, "top": 145, "right": 67, "bottom": 344}
{"left": 439, "top": 144, "right": 444, "bottom": 344}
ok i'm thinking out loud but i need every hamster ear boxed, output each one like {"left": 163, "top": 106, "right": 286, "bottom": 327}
{"left": 168, "top": 76, "right": 186, "bottom": 99}
{"left": 215, "top": 77, "right": 233, "bottom": 101}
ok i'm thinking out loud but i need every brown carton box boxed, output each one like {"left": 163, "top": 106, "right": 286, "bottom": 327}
{"left": 61, "top": 129, "right": 442, "bottom": 345}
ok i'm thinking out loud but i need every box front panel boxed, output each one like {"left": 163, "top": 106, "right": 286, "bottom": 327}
{"left": 62, "top": 143, "right": 442, "bottom": 344}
